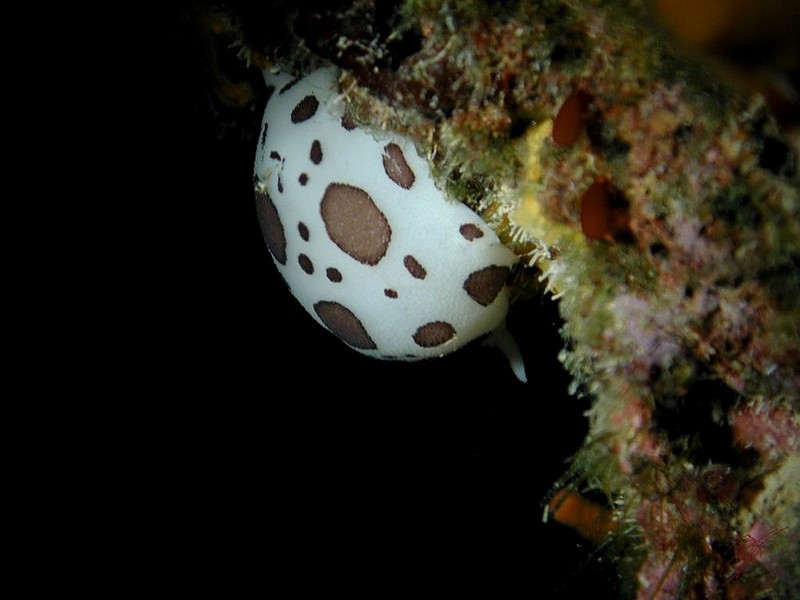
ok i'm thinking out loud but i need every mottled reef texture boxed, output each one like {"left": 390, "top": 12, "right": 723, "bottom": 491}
{"left": 205, "top": 1, "right": 799, "bottom": 597}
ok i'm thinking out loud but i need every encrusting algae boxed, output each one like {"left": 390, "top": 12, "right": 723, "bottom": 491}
{"left": 190, "top": 1, "right": 799, "bottom": 597}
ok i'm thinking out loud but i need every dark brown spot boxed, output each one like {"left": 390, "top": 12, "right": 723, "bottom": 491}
{"left": 314, "top": 301, "right": 376, "bottom": 350}
{"left": 279, "top": 78, "right": 300, "bottom": 94}
{"left": 298, "top": 254, "right": 314, "bottom": 274}
{"left": 278, "top": 175, "right": 284, "bottom": 193}
{"left": 260, "top": 123, "right": 268, "bottom": 147}
{"left": 341, "top": 113, "right": 357, "bottom": 131}
{"left": 298, "top": 222, "right": 309, "bottom": 241}
{"left": 413, "top": 321, "right": 456, "bottom": 348}
{"left": 269, "top": 151, "right": 282, "bottom": 161}
{"left": 310, "top": 140, "right": 323, "bottom": 164}
{"left": 580, "top": 181, "right": 610, "bottom": 241}
{"left": 254, "top": 189, "right": 287, "bottom": 265}
{"left": 320, "top": 183, "right": 392, "bottom": 265}
{"left": 463, "top": 266, "right": 509, "bottom": 306}
{"left": 403, "top": 255, "right": 426, "bottom": 279}
{"left": 382, "top": 143, "right": 416, "bottom": 189}
{"left": 580, "top": 178, "right": 631, "bottom": 242}
{"left": 384, "top": 289, "right": 398, "bottom": 298}
{"left": 553, "top": 90, "right": 590, "bottom": 147}
{"left": 291, "top": 95, "right": 319, "bottom": 123}
{"left": 459, "top": 223, "right": 484, "bottom": 241}
{"left": 326, "top": 268, "right": 342, "bottom": 282}
{"left": 299, "top": 173, "right": 309, "bottom": 186}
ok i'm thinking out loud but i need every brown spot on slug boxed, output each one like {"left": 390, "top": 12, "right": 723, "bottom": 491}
{"left": 341, "top": 113, "right": 357, "bottom": 131}
{"left": 464, "top": 266, "right": 509, "bottom": 306}
{"left": 413, "top": 321, "right": 456, "bottom": 348}
{"left": 382, "top": 143, "right": 416, "bottom": 189}
{"left": 314, "top": 301, "right": 376, "bottom": 349}
{"left": 310, "top": 140, "right": 323, "bottom": 164}
{"left": 459, "top": 223, "right": 484, "bottom": 241}
{"left": 298, "top": 222, "right": 309, "bottom": 241}
{"left": 298, "top": 254, "right": 314, "bottom": 274}
{"left": 320, "top": 183, "right": 392, "bottom": 265}
{"left": 255, "top": 189, "right": 287, "bottom": 265}
{"left": 291, "top": 95, "right": 319, "bottom": 123}
{"left": 403, "top": 255, "right": 427, "bottom": 279}
{"left": 279, "top": 78, "right": 300, "bottom": 94}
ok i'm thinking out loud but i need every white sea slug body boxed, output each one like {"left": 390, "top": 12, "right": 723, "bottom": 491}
{"left": 254, "top": 66, "right": 526, "bottom": 380}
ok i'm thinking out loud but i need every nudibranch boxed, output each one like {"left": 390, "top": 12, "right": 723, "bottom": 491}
{"left": 254, "top": 66, "right": 526, "bottom": 381}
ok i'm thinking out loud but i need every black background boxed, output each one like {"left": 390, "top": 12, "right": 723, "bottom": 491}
{"left": 138, "top": 4, "right": 624, "bottom": 595}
